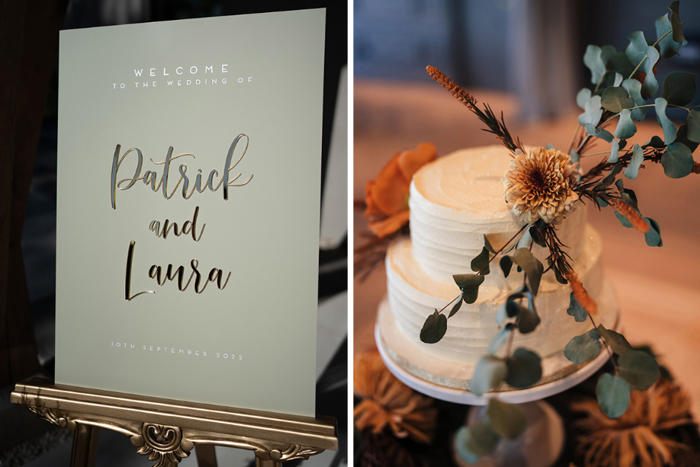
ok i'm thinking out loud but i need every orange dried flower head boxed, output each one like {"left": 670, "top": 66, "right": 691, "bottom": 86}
{"left": 572, "top": 379, "right": 694, "bottom": 467}
{"left": 354, "top": 351, "right": 437, "bottom": 444}
{"left": 504, "top": 147, "right": 580, "bottom": 224}
{"left": 364, "top": 143, "right": 438, "bottom": 238}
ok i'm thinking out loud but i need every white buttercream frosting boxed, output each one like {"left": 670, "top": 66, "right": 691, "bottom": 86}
{"left": 409, "top": 146, "right": 587, "bottom": 281}
{"left": 382, "top": 145, "right": 618, "bottom": 368}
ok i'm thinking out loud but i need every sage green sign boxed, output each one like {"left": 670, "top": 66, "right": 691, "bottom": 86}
{"left": 55, "top": 9, "right": 325, "bottom": 417}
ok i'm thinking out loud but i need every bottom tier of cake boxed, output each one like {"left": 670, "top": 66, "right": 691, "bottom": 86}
{"left": 377, "top": 273, "right": 619, "bottom": 391}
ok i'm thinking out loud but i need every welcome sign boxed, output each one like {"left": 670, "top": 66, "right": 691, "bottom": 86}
{"left": 55, "top": 9, "right": 325, "bottom": 417}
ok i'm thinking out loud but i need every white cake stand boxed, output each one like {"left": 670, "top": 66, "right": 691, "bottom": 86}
{"left": 375, "top": 320, "right": 613, "bottom": 466}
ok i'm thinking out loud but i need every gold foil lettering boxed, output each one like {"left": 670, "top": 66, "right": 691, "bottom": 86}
{"left": 149, "top": 206, "right": 205, "bottom": 242}
{"left": 109, "top": 135, "right": 252, "bottom": 209}
{"left": 125, "top": 241, "right": 155, "bottom": 301}
{"left": 128, "top": 240, "right": 230, "bottom": 297}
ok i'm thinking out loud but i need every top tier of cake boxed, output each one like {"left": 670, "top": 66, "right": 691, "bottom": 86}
{"left": 408, "top": 146, "right": 586, "bottom": 282}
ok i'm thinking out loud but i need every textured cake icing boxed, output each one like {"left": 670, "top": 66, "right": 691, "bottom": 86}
{"left": 384, "top": 145, "right": 617, "bottom": 367}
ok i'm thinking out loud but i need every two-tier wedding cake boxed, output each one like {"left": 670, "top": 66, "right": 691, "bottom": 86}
{"left": 377, "top": 145, "right": 619, "bottom": 388}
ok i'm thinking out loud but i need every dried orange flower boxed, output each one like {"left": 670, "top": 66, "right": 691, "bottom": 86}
{"left": 354, "top": 350, "right": 437, "bottom": 444}
{"left": 609, "top": 198, "right": 650, "bottom": 233}
{"left": 572, "top": 379, "right": 694, "bottom": 467}
{"left": 563, "top": 269, "right": 597, "bottom": 316}
{"left": 504, "top": 147, "right": 580, "bottom": 224}
{"left": 364, "top": 143, "right": 437, "bottom": 238}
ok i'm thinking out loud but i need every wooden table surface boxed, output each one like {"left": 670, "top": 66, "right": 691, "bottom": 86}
{"left": 353, "top": 79, "right": 700, "bottom": 419}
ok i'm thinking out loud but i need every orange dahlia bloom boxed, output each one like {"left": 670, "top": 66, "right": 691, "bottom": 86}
{"left": 364, "top": 143, "right": 437, "bottom": 237}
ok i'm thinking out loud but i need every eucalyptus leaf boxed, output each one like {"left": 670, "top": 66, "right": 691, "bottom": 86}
{"left": 495, "top": 303, "right": 508, "bottom": 326}
{"left": 662, "top": 71, "right": 698, "bottom": 106}
{"left": 625, "top": 31, "right": 648, "bottom": 72}
{"left": 623, "top": 144, "right": 644, "bottom": 180}
{"left": 500, "top": 255, "right": 513, "bottom": 278}
{"left": 505, "top": 298, "right": 525, "bottom": 319}
{"left": 471, "top": 247, "right": 491, "bottom": 275}
{"left": 487, "top": 399, "right": 527, "bottom": 440}
{"left": 552, "top": 263, "right": 567, "bottom": 284}
{"left": 564, "top": 328, "right": 602, "bottom": 364}
{"left": 578, "top": 95, "right": 603, "bottom": 127}
{"left": 570, "top": 148, "right": 580, "bottom": 164}
{"left": 614, "top": 109, "right": 637, "bottom": 140}
{"left": 608, "top": 139, "right": 620, "bottom": 163}
{"left": 505, "top": 348, "right": 542, "bottom": 389}
{"left": 487, "top": 324, "right": 513, "bottom": 355}
{"left": 643, "top": 135, "right": 665, "bottom": 149}
{"left": 618, "top": 349, "right": 660, "bottom": 390}
{"left": 655, "top": 98, "right": 677, "bottom": 144}
{"left": 668, "top": 1, "right": 686, "bottom": 44}
{"left": 686, "top": 109, "right": 700, "bottom": 143}
{"left": 596, "top": 325, "right": 632, "bottom": 355}
{"left": 600, "top": 45, "right": 616, "bottom": 69}
{"left": 607, "top": 51, "right": 636, "bottom": 79}
{"left": 618, "top": 184, "right": 638, "bottom": 209}
{"left": 465, "top": 421, "right": 501, "bottom": 456}
{"left": 470, "top": 355, "right": 508, "bottom": 396}
{"left": 644, "top": 217, "right": 663, "bottom": 247}
{"left": 655, "top": 13, "right": 681, "bottom": 58}
{"left": 497, "top": 290, "right": 528, "bottom": 325}
{"left": 621, "top": 79, "right": 647, "bottom": 121}
{"left": 516, "top": 228, "right": 532, "bottom": 249}
{"left": 512, "top": 249, "right": 544, "bottom": 296}
{"left": 576, "top": 88, "right": 592, "bottom": 109}
{"left": 602, "top": 87, "right": 634, "bottom": 113}
{"left": 596, "top": 373, "right": 631, "bottom": 419}
{"left": 583, "top": 45, "right": 606, "bottom": 85}
{"left": 601, "top": 162, "right": 623, "bottom": 186}
{"left": 524, "top": 289, "right": 536, "bottom": 315}
{"left": 676, "top": 124, "right": 699, "bottom": 153}
{"left": 455, "top": 427, "right": 480, "bottom": 464}
{"left": 567, "top": 292, "right": 587, "bottom": 322}
{"left": 584, "top": 123, "right": 614, "bottom": 143}
{"left": 454, "top": 274, "right": 486, "bottom": 304}
{"left": 517, "top": 307, "right": 540, "bottom": 334}
{"left": 613, "top": 72, "right": 624, "bottom": 87}
{"left": 420, "top": 310, "right": 447, "bottom": 344}
{"left": 529, "top": 225, "right": 545, "bottom": 248}
{"left": 449, "top": 293, "right": 463, "bottom": 318}
{"left": 484, "top": 235, "right": 497, "bottom": 254}
{"left": 614, "top": 210, "right": 634, "bottom": 229}
{"left": 642, "top": 46, "right": 660, "bottom": 98}
{"left": 661, "top": 142, "right": 694, "bottom": 178}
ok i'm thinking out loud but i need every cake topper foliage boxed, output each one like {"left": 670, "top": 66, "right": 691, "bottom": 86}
{"left": 420, "top": 1, "right": 693, "bottom": 461}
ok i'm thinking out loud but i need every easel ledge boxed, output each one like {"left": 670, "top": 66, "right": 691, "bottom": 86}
{"left": 11, "top": 377, "right": 338, "bottom": 467}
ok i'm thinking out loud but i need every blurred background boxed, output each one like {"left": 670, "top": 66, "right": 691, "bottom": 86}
{"left": 354, "top": 0, "right": 700, "bottom": 464}
{"left": 1, "top": 1, "right": 347, "bottom": 465}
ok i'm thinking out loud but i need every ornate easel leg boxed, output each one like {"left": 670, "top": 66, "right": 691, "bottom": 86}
{"left": 255, "top": 458, "right": 281, "bottom": 467}
{"left": 71, "top": 424, "right": 100, "bottom": 467}
{"left": 195, "top": 444, "right": 218, "bottom": 467}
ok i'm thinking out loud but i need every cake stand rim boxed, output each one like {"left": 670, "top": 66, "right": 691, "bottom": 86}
{"left": 375, "top": 319, "right": 613, "bottom": 406}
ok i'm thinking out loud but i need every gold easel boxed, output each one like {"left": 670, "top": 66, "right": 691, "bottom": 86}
{"left": 11, "top": 377, "right": 338, "bottom": 467}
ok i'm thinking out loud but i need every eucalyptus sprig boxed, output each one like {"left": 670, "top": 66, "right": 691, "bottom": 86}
{"left": 421, "top": 2, "right": 693, "bottom": 463}
{"left": 418, "top": 228, "right": 545, "bottom": 461}
{"left": 564, "top": 289, "right": 660, "bottom": 418}
{"left": 575, "top": 1, "right": 698, "bottom": 186}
